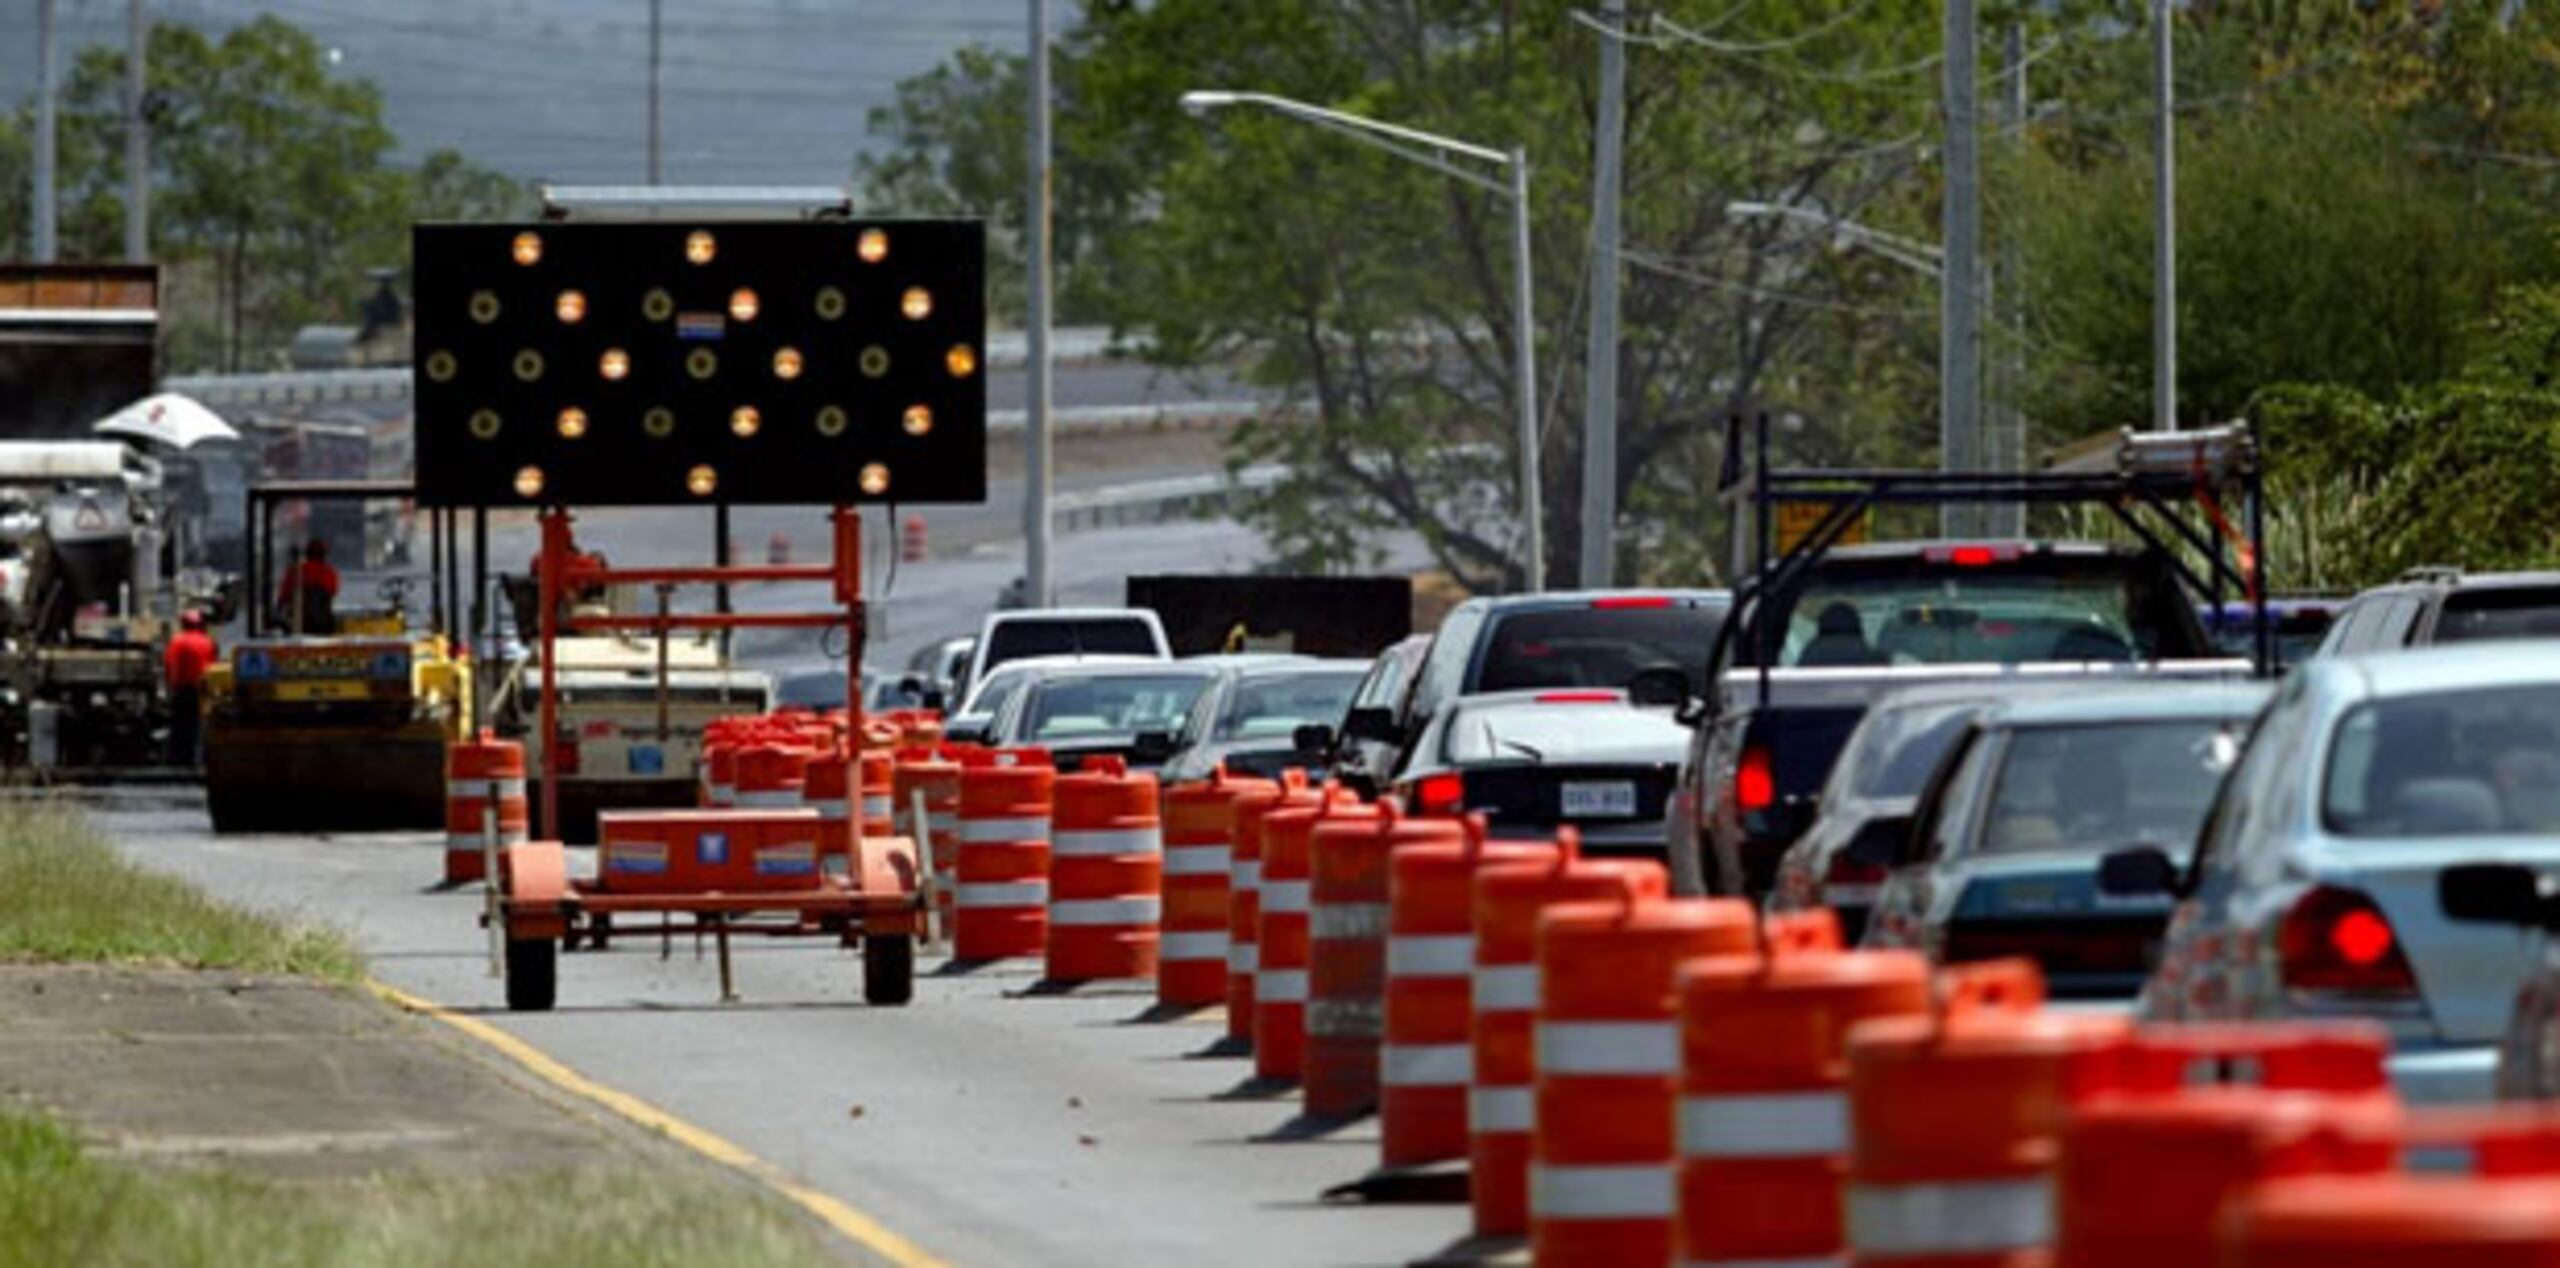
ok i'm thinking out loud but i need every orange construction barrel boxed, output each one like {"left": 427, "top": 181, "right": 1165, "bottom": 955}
{"left": 2226, "top": 1111, "right": 2560, "bottom": 1268}
{"left": 953, "top": 748, "right": 1055, "bottom": 962}
{"left": 1256, "top": 788, "right": 1377, "bottom": 1084}
{"left": 1160, "top": 769, "right": 1271, "bottom": 1008}
{"left": 444, "top": 732, "right": 528, "bottom": 885}
{"left": 1228, "top": 771, "right": 1317, "bottom": 1046}
{"left": 1380, "top": 814, "right": 1546, "bottom": 1169}
{"left": 859, "top": 749, "right": 896, "bottom": 841}
{"left": 1046, "top": 757, "right": 1163, "bottom": 983}
{"left": 1304, "top": 799, "right": 1403, "bottom": 1118}
{"left": 892, "top": 750, "right": 963, "bottom": 939}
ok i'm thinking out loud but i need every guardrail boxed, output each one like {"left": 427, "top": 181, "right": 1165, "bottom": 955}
{"left": 1051, "top": 464, "right": 1289, "bottom": 535}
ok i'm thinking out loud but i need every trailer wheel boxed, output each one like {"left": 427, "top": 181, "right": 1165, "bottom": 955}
{"left": 862, "top": 933, "right": 914, "bottom": 1007}
{"left": 504, "top": 936, "right": 557, "bottom": 1012}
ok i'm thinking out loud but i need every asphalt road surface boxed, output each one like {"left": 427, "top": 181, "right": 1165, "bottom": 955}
{"left": 90, "top": 787, "right": 1474, "bottom": 1268}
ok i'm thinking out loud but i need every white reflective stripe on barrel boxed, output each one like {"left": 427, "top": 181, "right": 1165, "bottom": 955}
{"left": 1538, "top": 1020, "right": 1680, "bottom": 1076}
{"left": 737, "top": 789, "right": 802, "bottom": 808}
{"left": 450, "top": 776, "right": 527, "bottom": 799}
{"left": 803, "top": 797, "right": 850, "bottom": 820}
{"left": 1380, "top": 1042, "right": 1472, "bottom": 1087}
{"left": 861, "top": 795, "right": 895, "bottom": 820}
{"left": 955, "top": 880, "right": 1048, "bottom": 907}
{"left": 1261, "top": 881, "right": 1311, "bottom": 914}
{"left": 1472, "top": 964, "right": 1539, "bottom": 1012}
{"left": 1845, "top": 1178, "right": 2053, "bottom": 1257}
{"left": 1052, "top": 897, "right": 1161, "bottom": 926}
{"left": 1531, "top": 1164, "right": 1676, "bottom": 1219}
{"left": 1680, "top": 1090, "right": 1849, "bottom": 1159}
{"left": 1310, "top": 902, "right": 1387, "bottom": 939}
{"left": 1163, "top": 845, "right": 1230, "bottom": 877}
{"left": 1386, "top": 934, "right": 1475, "bottom": 977}
{"left": 447, "top": 831, "right": 527, "bottom": 851}
{"left": 1052, "top": 827, "right": 1163, "bottom": 857}
{"left": 1161, "top": 930, "right": 1228, "bottom": 961}
{"left": 708, "top": 783, "right": 734, "bottom": 804}
{"left": 1231, "top": 860, "right": 1261, "bottom": 891}
{"left": 957, "top": 816, "right": 1050, "bottom": 843}
{"left": 925, "top": 812, "right": 960, "bottom": 834}
{"left": 1228, "top": 943, "right": 1259, "bottom": 972}
{"left": 1469, "top": 1085, "right": 1533, "bottom": 1133}
{"left": 1256, "top": 969, "right": 1309, "bottom": 1002}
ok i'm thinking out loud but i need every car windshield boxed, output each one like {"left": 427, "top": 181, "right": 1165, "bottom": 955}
{"left": 1849, "top": 702, "right": 1978, "bottom": 799}
{"left": 986, "top": 618, "right": 1159, "bottom": 665}
{"left": 1444, "top": 701, "right": 1689, "bottom": 765}
{"left": 1023, "top": 673, "right": 1212, "bottom": 741}
{"left": 1215, "top": 670, "right": 1363, "bottom": 742}
{"left": 1978, "top": 719, "right": 2240, "bottom": 855}
{"left": 961, "top": 669, "right": 1032, "bottom": 718}
{"left": 777, "top": 673, "right": 846, "bottom": 710}
{"left": 1776, "top": 570, "right": 2156, "bottom": 667}
{"left": 2433, "top": 589, "right": 2560, "bottom": 645}
{"left": 1475, "top": 604, "right": 1721, "bottom": 695}
{"left": 2324, "top": 685, "right": 2560, "bottom": 837}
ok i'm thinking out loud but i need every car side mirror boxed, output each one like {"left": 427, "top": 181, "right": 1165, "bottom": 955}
{"left": 2097, "top": 846, "right": 2182, "bottom": 899}
{"left": 1342, "top": 706, "right": 1397, "bottom": 744}
{"left": 1842, "top": 814, "right": 1916, "bottom": 869}
{"left": 1293, "top": 723, "right": 1334, "bottom": 755}
{"left": 2441, "top": 863, "right": 2553, "bottom": 927}
{"left": 1627, "top": 667, "right": 1689, "bottom": 709}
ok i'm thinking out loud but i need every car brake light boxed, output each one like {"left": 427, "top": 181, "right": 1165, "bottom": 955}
{"left": 555, "top": 732, "right": 582, "bottom": 776}
{"left": 1735, "top": 745, "right": 1776, "bottom": 814}
{"left": 1925, "top": 544, "right": 2023, "bottom": 567}
{"left": 2278, "top": 886, "right": 2417, "bottom": 993}
{"left": 1413, "top": 772, "right": 1464, "bottom": 816}
{"left": 1535, "top": 690, "right": 1621, "bottom": 704}
{"left": 1591, "top": 595, "right": 1674, "bottom": 609}
{"left": 1825, "top": 853, "right": 1888, "bottom": 887}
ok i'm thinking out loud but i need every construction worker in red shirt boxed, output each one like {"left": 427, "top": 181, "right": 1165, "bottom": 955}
{"left": 164, "top": 610, "right": 216, "bottom": 767}
{"left": 277, "top": 538, "right": 341, "bottom": 635}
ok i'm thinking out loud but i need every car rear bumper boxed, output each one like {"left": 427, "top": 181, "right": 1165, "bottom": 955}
{"left": 2387, "top": 1046, "right": 2500, "bottom": 1105}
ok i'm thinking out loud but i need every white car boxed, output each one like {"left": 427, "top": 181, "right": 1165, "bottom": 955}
{"left": 955, "top": 608, "right": 1170, "bottom": 703}
{"left": 942, "top": 653, "right": 1152, "bottom": 746}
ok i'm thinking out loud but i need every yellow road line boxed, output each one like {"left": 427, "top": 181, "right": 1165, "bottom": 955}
{"left": 367, "top": 979, "right": 948, "bottom": 1268}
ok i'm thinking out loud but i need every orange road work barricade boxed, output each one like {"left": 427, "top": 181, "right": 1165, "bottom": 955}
{"left": 954, "top": 748, "right": 1055, "bottom": 962}
{"left": 1228, "top": 771, "right": 1317, "bottom": 1048}
{"left": 2225, "top": 1111, "right": 2560, "bottom": 1268}
{"left": 1845, "top": 960, "right": 2130, "bottom": 1268}
{"left": 802, "top": 748, "right": 856, "bottom": 861}
{"left": 1470, "top": 834, "right": 1668, "bottom": 1237}
{"left": 1045, "top": 757, "right": 1163, "bottom": 984}
{"left": 892, "top": 750, "right": 963, "bottom": 941}
{"left": 1381, "top": 814, "right": 1544, "bottom": 1169}
{"left": 1256, "top": 787, "right": 1377, "bottom": 1083}
{"left": 2057, "top": 1024, "right": 2401, "bottom": 1268}
{"left": 734, "top": 743, "right": 812, "bottom": 810}
{"left": 1677, "top": 910, "right": 1931, "bottom": 1268}
{"left": 444, "top": 732, "right": 527, "bottom": 885}
{"left": 1530, "top": 894, "right": 1756, "bottom": 1268}
{"left": 1304, "top": 800, "right": 1404, "bottom": 1118}
{"left": 1160, "top": 770, "right": 1269, "bottom": 1009}
{"left": 859, "top": 749, "right": 897, "bottom": 841}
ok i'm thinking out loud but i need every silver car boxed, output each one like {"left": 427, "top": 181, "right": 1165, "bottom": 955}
{"left": 2104, "top": 647, "right": 2560, "bottom": 1102}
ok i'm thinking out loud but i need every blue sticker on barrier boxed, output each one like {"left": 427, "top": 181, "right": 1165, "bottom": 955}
{"left": 608, "top": 842, "right": 667, "bottom": 874}
{"left": 756, "top": 844, "right": 818, "bottom": 877}
{"left": 699, "top": 832, "right": 728, "bottom": 866}
{"left": 628, "top": 744, "right": 665, "bottom": 776}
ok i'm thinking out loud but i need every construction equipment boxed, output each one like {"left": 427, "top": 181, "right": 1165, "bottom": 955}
{"left": 201, "top": 481, "right": 469, "bottom": 832}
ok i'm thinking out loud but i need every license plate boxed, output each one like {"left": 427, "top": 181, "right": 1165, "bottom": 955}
{"left": 1561, "top": 781, "right": 1639, "bottom": 818}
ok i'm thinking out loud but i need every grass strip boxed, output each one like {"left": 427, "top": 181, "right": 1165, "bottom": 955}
{"left": 0, "top": 1110, "right": 836, "bottom": 1268}
{"left": 0, "top": 799, "right": 362, "bottom": 980}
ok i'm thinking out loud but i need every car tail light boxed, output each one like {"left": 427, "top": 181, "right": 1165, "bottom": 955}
{"left": 1735, "top": 745, "right": 1776, "bottom": 814}
{"left": 1825, "top": 852, "right": 1888, "bottom": 888}
{"left": 2278, "top": 886, "right": 2417, "bottom": 994}
{"left": 1534, "top": 690, "right": 1621, "bottom": 704}
{"left": 1412, "top": 772, "right": 1464, "bottom": 816}
{"left": 555, "top": 731, "right": 583, "bottom": 776}
{"left": 1590, "top": 595, "right": 1674, "bottom": 609}
{"left": 1924, "top": 544, "right": 2023, "bottom": 567}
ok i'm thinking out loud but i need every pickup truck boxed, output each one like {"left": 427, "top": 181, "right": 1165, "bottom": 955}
{"left": 1665, "top": 541, "right": 2250, "bottom": 898}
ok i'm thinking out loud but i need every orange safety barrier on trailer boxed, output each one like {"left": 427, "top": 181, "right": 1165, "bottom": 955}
{"left": 893, "top": 750, "right": 963, "bottom": 939}
{"left": 2057, "top": 1024, "right": 2401, "bottom": 1268}
{"left": 1676, "top": 910, "right": 1931, "bottom": 1268}
{"left": 444, "top": 733, "right": 528, "bottom": 885}
{"left": 2225, "top": 1111, "right": 2560, "bottom": 1268}
{"left": 1228, "top": 771, "right": 1317, "bottom": 1046}
{"left": 1845, "top": 960, "right": 2129, "bottom": 1268}
{"left": 1256, "top": 788, "right": 1377, "bottom": 1084}
{"left": 1381, "top": 815, "right": 1546, "bottom": 1169}
{"left": 1531, "top": 894, "right": 1755, "bottom": 1268}
{"left": 735, "top": 743, "right": 812, "bottom": 810}
{"left": 1160, "top": 769, "right": 1270, "bottom": 1009}
{"left": 954, "top": 749, "right": 1055, "bottom": 962}
{"left": 1046, "top": 756, "right": 1163, "bottom": 983}
{"left": 1304, "top": 800, "right": 1403, "bottom": 1119}
{"left": 1471, "top": 837, "right": 1669, "bottom": 1238}
{"left": 596, "top": 809, "right": 827, "bottom": 895}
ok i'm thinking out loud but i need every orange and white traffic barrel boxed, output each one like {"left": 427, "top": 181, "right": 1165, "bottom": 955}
{"left": 893, "top": 749, "right": 964, "bottom": 939}
{"left": 954, "top": 748, "right": 1055, "bottom": 962}
{"left": 2059, "top": 1024, "right": 2400, "bottom": 1268}
{"left": 1677, "top": 910, "right": 1931, "bottom": 1268}
{"left": 859, "top": 749, "right": 897, "bottom": 841}
{"left": 1532, "top": 894, "right": 1756, "bottom": 1267}
{"left": 1256, "top": 788, "right": 1377, "bottom": 1084}
{"left": 702, "top": 731, "right": 741, "bottom": 807}
{"left": 1228, "top": 771, "right": 1316, "bottom": 1046}
{"left": 802, "top": 749, "right": 855, "bottom": 861}
{"left": 444, "top": 732, "right": 527, "bottom": 884}
{"left": 1161, "top": 769, "right": 1271, "bottom": 1009}
{"left": 1304, "top": 799, "right": 1403, "bottom": 1118}
{"left": 1846, "top": 960, "right": 2129, "bottom": 1268}
{"left": 735, "top": 743, "right": 811, "bottom": 809}
{"left": 1380, "top": 814, "right": 1547, "bottom": 1169}
{"left": 1471, "top": 839, "right": 1669, "bottom": 1237}
{"left": 2225, "top": 1111, "right": 2560, "bottom": 1268}
{"left": 1046, "top": 756, "right": 1163, "bottom": 983}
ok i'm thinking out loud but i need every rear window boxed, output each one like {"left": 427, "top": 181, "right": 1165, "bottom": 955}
{"left": 2324, "top": 685, "right": 2560, "bottom": 836}
{"left": 1978, "top": 719, "right": 2241, "bottom": 855}
{"left": 1023, "top": 674, "right": 1212, "bottom": 741}
{"left": 1772, "top": 569, "right": 2162, "bottom": 668}
{"left": 2434, "top": 589, "right": 2560, "bottom": 644}
{"left": 1216, "top": 670, "right": 1363, "bottom": 742}
{"left": 986, "top": 618, "right": 1160, "bottom": 666}
{"left": 1848, "top": 703, "right": 1979, "bottom": 799}
{"left": 1474, "top": 604, "right": 1723, "bottom": 695}
{"left": 1443, "top": 701, "right": 1690, "bottom": 765}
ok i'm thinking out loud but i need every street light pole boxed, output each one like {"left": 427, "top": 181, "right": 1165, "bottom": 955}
{"left": 1025, "top": 0, "right": 1056, "bottom": 607}
{"left": 1578, "top": 0, "right": 1627, "bottom": 588}
{"left": 2152, "top": 0, "right": 2178, "bottom": 432}
{"left": 34, "top": 0, "right": 59, "bottom": 263}
{"left": 646, "top": 0, "right": 663, "bottom": 184}
{"left": 1941, "top": 0, "right": 1984, "bottom": 536}
{"left": 1179, "top": 91, "right": 1544, "bottom": 591}
{"left": 125, "top": 0, "right": 149, "bottom": 263}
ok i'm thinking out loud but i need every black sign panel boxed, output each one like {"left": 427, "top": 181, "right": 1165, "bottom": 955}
{"left": 412, "top": 220, "right": 986, "bottom": 507}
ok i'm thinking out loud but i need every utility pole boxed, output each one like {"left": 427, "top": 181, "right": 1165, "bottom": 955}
{"left": 1024, "top": 0, "right": 1055, "bottom": 607}
{"left": 1940, "top": 0, "right": 1983, "bottom": 534}
{"left": 33, "top": 0, "right": 59, "bottom": 263}
{"left": 1577, "top": 0, "right": 1627, "bottom": 589}
{"left": 646, "top": 0, "right": 663, "bottom": 183}
{"left": 2152, "top": 0, "right": 2177, "bottom": 432}
{"left": 1991, "top": 21, "right": 2027, "bottom": 537}
{"left": 125, "top": 0, "right": 149, "bottom": 262}
{"left": 1510, "top": 147, "right": 1544, "bottom": 593}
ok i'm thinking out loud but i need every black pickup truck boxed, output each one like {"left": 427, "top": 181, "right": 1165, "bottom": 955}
{"left": 1665, "top": 540, "right": 2254, "bottom": 898}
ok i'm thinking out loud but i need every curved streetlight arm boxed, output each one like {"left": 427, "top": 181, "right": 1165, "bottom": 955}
{"left": 1181, "top": 90, "right": 1512, "bottom": 198}
{"left": 1726, "top": 199, "right": 1944, "bottom": 279}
